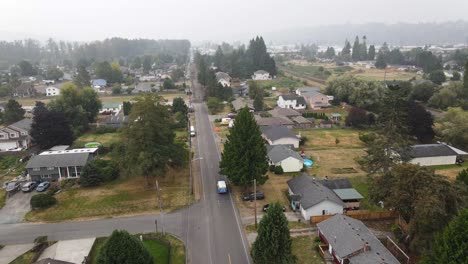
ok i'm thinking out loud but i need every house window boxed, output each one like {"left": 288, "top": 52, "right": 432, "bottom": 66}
{"left": 47, "top": 167, "right": 54, "bottom": 170}
{"left": 41, "top": 175, "right": 51, "bottom": 179}
{"left": 10, "top": 134, "right": 15, "bottom": 137}
{"left": 0, "top": 135, "right": 4, "bottom": 138}
{"left": 33, "top": 168, "right": 40, "bottom": 171}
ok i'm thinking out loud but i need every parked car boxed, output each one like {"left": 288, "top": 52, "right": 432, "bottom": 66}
{"left": 21, "top": 182, "right": 37, "bottom": 192}
{"left": 263, "top": 204, "right": 286, "bottom": 212}
{"left": 36, "top": 182, "right": 50, "bottom": 192}
{"left": 227, "top": 113, "right": 237, "bottom": 119}
{"left": 242, "top": 191, "right": 265, "bottom": 201}
{"left": 5, "top": 181, "right": 21, "bottom": 193}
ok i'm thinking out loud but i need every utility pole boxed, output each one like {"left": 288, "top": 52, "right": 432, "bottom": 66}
{"left": 254, "top": 179, "right": 257, "bottom": 229}
{"left": 156, "top": 180, "right": 164, "bottom": 234}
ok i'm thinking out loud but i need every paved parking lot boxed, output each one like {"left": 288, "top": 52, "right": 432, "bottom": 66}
{"left": 0, "top": 191, "right": 35, "bottom": 224}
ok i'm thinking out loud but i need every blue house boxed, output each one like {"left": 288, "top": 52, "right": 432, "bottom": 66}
{"left": 92, "top": 79, "right": 107, "bottom": 88}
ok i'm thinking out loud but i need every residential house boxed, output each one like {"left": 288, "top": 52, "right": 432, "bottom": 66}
{"left": 319, "top": 178, "right": 363, "bottom": 210}
{"left": 34, "top": 85, "right": 48, "bottom": 95}
{"left": 255, "top": 116, "right": 294, "bottom": 129}
{"left": 330, "top": 113, "right": 342, "bottom": 122}
{"left": 269, "top": 108, "right": 301, "bottom": 118}
{"left": 287, "top": 174, "right": 344, "bottom": 219}
{"left": 134, "top": 83, "right": 156, "bottom": 93}
{"left": 267, "top": 144, "right": 304, "bottom": 172}
{"left": 215, "top": 72, "right": 231, "bottom": 87}
{"left": 25, "top": 148, "right": 98, "bottom": 181}
{"left": 92, "top": 79, "right": 107, "bottom": 92}
{"left": 46, "top": 86, "right": 60, "bottom": 97}
{"left": 317, "top": 214, "right": 400, "bottom": 264}
{"left": 97, "top": 116, "right": 128, "bottom": 128}
{"left": 261, "top": 126, "right": 299, "bottom": 148}
{"left": 291, "top": 116, "right": 314, "bottom": 129}
{"left": 0, "top": 118, "right": 33, "bottom": 151}
{"left": 296, "top": 87, "right": 333, "bottom": 109}
{"left": 13, "top": 82, "right": 35, "bottom": 97}
{"left": 252, "top": 70, "right": 271, "bottom": 80}
{"left": 320, "top": 120, "right": 333, "bottom": 128}
{"left": 231, "top": 97, "right": 254, "bottom": 112}
{"left": 139, "top": 75, "right": 158, "bottom": 82}
{"left": 277, "top": 94, "right": 307, "bottom": 110}
{"left": 408, "top": 143, "right": 467, "bottom": 166}
{"left": 99, "top": 103, "right": 122, "bottom": 115}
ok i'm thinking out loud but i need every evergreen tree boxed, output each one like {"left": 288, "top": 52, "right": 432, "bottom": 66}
{"left": 375, "top": 53, "right": 387, "bottom": 69}
{"left": 463, "top": 60, "right": 468, "bottom": 97}
{"left": 407, "top": 101, "right": 434, "bottom": 143}
{"left": 251, "top": 203, "right": 296, "bottom": 264}
{"left": 3, "top": 99, "right": 25, "bottom": 124}
{"left": 360, "top": 36, "right": 368, "bottom": 60}
{"left": 253, "top": 94, "right": 263, "bottom": 111}
{"left": 341, "top": 40, "right": 352, "bottom": 61}
{"left": 172, "top": 97, "right": 188, "bottom": 115}
{"left": 220, "top": 107, "right": 268, "bottom": 187}
{"left": 73, "top": 65, "right": 91, "bottom": 88}
{"left": 31, "top": 101, "right": 73, "bottom": 150}
{"left": 214, "top": 46, "right": 225, "bottom": 71}
{"left": 420, "top": 210, "right": 468, "bottom": 264}
{"left": 368, "top": 45, "right": 376, "bottom": 60}
{"left": 429, "top": 70, "right": 446, "bottom": 85}
{"left": 456, "top": 169, "right": 468, "bottom": 186}
{"left": 123, "top": 101, "right": 132, "bottom": 116}
{"left": 97, "top": 230, "right": 153, "bottom": 264}
{"left": 352, "top": 36, "right": 361, "bottom": 61}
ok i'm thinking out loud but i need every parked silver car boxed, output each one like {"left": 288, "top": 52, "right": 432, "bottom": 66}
{"left": 5, "top": 181, "right": 21, "bottom": 193}
{"left": 21, "top": 182, "right": 37, "bottom": 192}
{"left": 36, "top": 182, "right": 50, "bottom": 192}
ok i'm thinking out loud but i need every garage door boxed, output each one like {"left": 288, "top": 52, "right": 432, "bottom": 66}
{"left": 0, "top": 141, "right": 18, "bottom": 151}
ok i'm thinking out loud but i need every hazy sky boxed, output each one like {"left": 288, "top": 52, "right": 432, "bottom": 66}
{"left": 1, "top": 0, "right": 467, "bottom": 42}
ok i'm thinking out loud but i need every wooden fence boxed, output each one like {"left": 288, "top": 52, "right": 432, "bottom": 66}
{"left": 310, "top": 210, "right": 396, "bottom": 224}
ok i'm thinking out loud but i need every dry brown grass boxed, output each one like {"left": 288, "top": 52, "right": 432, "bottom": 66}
{"left": 352, "top": 68, "right": 419, "bottom": 81}
{"left": 296, "top": 128, "right": 365, "bottom": 150}
{"left": 25, "top": 167, "right": 190, "bottom": 222}
{"left": 305, "top": 148, "right": 367, "bottom": 178}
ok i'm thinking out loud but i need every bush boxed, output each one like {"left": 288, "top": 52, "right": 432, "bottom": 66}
{"left": 299, "top": 136, "right": 308, "bottom": 146}
{"left": 97, "top": 230, "right": 153, "bottom": 264}
{"left": 302, "top": 112, "right": 328, "bottom": 120}
{"left": 60, "top": 179, "right": 77, "bottom": 189}
{"left": 46, "top": 184, "right": 60, "bottom": 196}
{"left": 31, "top": 194, "right": 57, "bottom": 209}
{"left": 80, "top": 159, "right": 119, "bottom": 187}
{"left": 274, "top": 166, "right": 284, "bottom": 174}
{"left": 269, "top": 165, "right": 275, "bottom": 172}
{"left": 359, "top": 132, "right": 377, "bottom": 144}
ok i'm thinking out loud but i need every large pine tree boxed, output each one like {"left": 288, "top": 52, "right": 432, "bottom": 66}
{"left": 3, "top": 99, "right": 25, "bottom": 124}
{"left": 368, "top": 45, "right": 376, "bottom": 60}
{"left": 220, "top": 107, "right": 268, "bottom": 187}
{"left": 251, "top": 203, "right": 296, "bottom": 264}
{"left": 351, "top": 36, "right": 361, "bottom": 61}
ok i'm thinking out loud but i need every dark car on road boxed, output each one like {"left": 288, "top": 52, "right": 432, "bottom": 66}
{"left": 36, "top": 182, "right": 50, "bottom": 192}
{"left": 263, "top": 204, "right": 286, "bottom": 212}
{"left": 242, "top": 191, "right": 265, "bottom": 201}
{"left": 21, "top": 182, "right": 37, "bottom": 192}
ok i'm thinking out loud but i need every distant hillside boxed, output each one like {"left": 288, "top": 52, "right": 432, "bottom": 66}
{"left": 264, "top": 21, "right": 468, "bottom": 46}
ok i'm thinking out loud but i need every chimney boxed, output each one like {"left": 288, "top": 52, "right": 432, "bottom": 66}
{"left": 364, "top": 242, "right": 370, "bottom": 252}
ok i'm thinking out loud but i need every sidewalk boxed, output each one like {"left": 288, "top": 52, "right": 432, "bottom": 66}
{"left": 0, "top": 243, "right": 34, "bottom": 264}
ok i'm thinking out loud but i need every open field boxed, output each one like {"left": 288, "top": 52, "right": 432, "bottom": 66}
{"left": 431, "top": 163, "right": 468, "bottom": 180}
{"left": 292, "top": 236, "right": 325, "bottom": 264}
{"left": 255, "top": 76, "right": 304, "bottom": 90}
{"left": 25, "top": 167, "right": 190, "bottom": 222}
{"left": 352, "top": 67, "right": 419, "bottom": 81}
{"left": 306, "top": 148, "right": 367, "bottom": 178}
{"left": 296, "top": 128, "right": 365, "bottom": 150}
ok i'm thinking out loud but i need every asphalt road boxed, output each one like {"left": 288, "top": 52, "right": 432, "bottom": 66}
{"left": 0, "top": 63, "right": 251, "bottom": 264}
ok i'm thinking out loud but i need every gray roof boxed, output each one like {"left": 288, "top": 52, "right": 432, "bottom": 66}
{"left": 317, "top": 215, "right": 400, "bottom": 264}
{"left": 254, "top": 70, "right": 269, "bottom": 75}
{"left": 291, "top": 116, "right": 312, "bottom": 124}
{"left": 296, "top": 86, "right": 321, "bottom": 96}
{"left": 255, "top": 116, "right": 294, "bottom": 127}
{"left": 9, "top": 118, "right": 32, "bottom": 132}
{"left": 269, "top": 108, "right": 301, "bottom": 117}
{"left": 261, "top": 126, "right": 298, "bottom": 141}
{"left": 215, "top": 72, "right": 231, "bottom": 81}
{"left": 101, "top": 115, "right": 129, "bottom": 124}
{"left": 267, "top": 144, "right": 304, "bottom": 163}
{"left": 26, "top": 153, "right": 92, "bottom": 168}
{"left": 287, "top": 174, "right": 344, "bottom": 209}
{"left": 279, "top": 94, "right": 305, "bottom": 104}
{"left": 319, "top": 178, "right": 353, "bottom": 190}
{"left": 49, "top": 145, "right": 70, "bottom": 151}
{"left": 409, "top": 144, "right": 458, "bottom": 158}
{"left": 232, "top": 98, "right": 254, "bottom": 111}
{"left": 333, "top": 188, "right": 364, "bottom": 200}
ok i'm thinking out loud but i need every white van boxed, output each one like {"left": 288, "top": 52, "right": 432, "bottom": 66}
{"left": 190, "top": 126, "right": 196, "bottom": 137}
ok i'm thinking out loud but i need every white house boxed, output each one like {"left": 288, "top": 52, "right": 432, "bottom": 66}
{"left": 408, "top": 143, "right": 467, "bottom": 166}
{"left": 215, "top": 72, "right": 231, "bottom": 87}
{"left": 261, "top": 126, "right": 300, "bottom": 148}
{"left": 46, "top": 86, "right": 60, "bottom": 97}
{"left": 267, "top": 145, "right": 304, "bottom": 172}
{"left": 287, "top": 174, "right": 344, "bottom": 220}
{"left": 252, "top": 70, "right": 271, "bottom": 80}
{"left": 277, "top": 94, "right": 307, "bottom": 110}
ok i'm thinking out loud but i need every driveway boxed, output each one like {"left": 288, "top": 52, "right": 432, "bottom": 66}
{"left": 0, "top": 191, "right": 34, "bottom": 224}
{"left": 38, "top": 238, "right": 96, "bottom": 264}
{"left": 0, "top": 243, "right": 34, "bottom": 263}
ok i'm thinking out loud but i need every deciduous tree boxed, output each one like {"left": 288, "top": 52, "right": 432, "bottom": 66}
{"left": 434, "top": 107, "right": 468, "bottom": 149}
{"left": 407, "top": 101, "right": 434, "bottom": 143}
{"left": 97, "top": 230, "right": 153, "bottom": 264}
{"left": 3, "top": 99, "right": 25, "bottom": 124}
{"left": 73, "top": 65, "right": 91, "bottom": 88}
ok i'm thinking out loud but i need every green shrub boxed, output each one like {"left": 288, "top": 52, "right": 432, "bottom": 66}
{"left": 95, "top": 126, "right": 118, "bottom": 134}
{"left": 80, "top": 159, "right": 119, "bottom": 187}
{"left": 274, "top": 166, "right": 284, "bottom": 174}
{"left": 358, "top": 132, "right": 377, "bottom": 144}
{"left": 46, "top": 184, "right": 60, "bottom": 196}
{"left": 97, "top": 230, "right": 153, "bottom": 264}
{"left": 34, "top": 236, "right": 48, "bottom": 245}
{"left": 269, "top": 165, "right": 275, "bottom": 172}
{"left": 299, "top": 136, "right": 309, "bottom": 146}
{"left": 60, "top": 179, "right": 77, "bottom": 189}
{"left": 31, "top": 194, "right": 57, "bottom": 209}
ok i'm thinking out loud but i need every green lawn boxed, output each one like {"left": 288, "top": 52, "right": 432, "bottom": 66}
{"left": 349, "top": 176, "right": 381, "bottom": 211}
{"left": 9, "top": 251, "right": 36, "bottom": 264}
{"left": 72, "top": 132, "right": 121, "bottom": 148}
{"left": 143, "top": 239, "right": 170, "bottom": 264}
{"left": 291, "top": 236, "right": 325, "bottom": 264}
{"left": 281, "top": 64, "right": 332, "bottom": 81}
{"left": 295, "top": 128, "right": 365, "bottom": 150}
{"left": 89, "top": 234, "right": 184, "bottom": 264}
